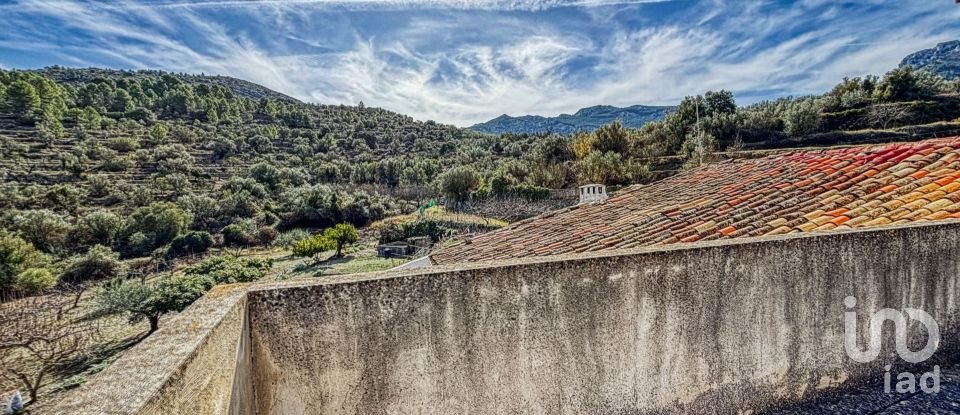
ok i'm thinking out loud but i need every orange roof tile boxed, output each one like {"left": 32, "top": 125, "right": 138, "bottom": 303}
{"left": 430, "top": 137, "right": 960, "bottom": 265}
{"left": 830, "top": 216, "right": 851, "bottom": 226}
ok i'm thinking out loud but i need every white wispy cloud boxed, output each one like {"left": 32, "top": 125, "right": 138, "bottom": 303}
{"left": 103, "top": 0, "right": 675, "bottom": 12}
{"left": 0, "top": 0, "right": 957, "bottom": 126}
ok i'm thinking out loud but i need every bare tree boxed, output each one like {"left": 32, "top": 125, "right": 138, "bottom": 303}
{"left": 868, "top": 103, "right": 913, "bottom": 130}
{"left": 0, "top": 295, "right": 99, "bottom": 406}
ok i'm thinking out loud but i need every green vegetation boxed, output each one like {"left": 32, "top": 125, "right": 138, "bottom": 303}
{"left": 324, "top": 223, "right": 359, "bottom": 257}
{"left": 313, "top": 256, "right": 397, "bottom": 276}
{"left": 0, "top": 231, "right": 53, "bottom": 299}
{"left": 292, "top": 223, "right": 358, "bottom": 260}
{"left": 166, "top": 231, "right": 214, "bottom": 258}
{"left": 96, "top": 276, "right": 204, "bottom": 335}
{"left": 183, "top": 255, "right": 272, "bottom": 284}
{"left": 96, "top": 255, "right": 271, "bottom": 333}
{"left": 292, "top": 234, "right": 335, "bottom": 260}
{"left": 60, "top": 245, "right": 124, "bottom": 284}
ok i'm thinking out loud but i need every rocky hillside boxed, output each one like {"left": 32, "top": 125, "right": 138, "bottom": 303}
{"left": 470, "top": 104, "right": 673, "bottom": 135}
{"left": 900, "top": 40, "right": 960, "bottom": 79}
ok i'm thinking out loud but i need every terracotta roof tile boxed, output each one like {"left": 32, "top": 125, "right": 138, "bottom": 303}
{"left": 431, "top": 137, "right": 960, "bottom": 265}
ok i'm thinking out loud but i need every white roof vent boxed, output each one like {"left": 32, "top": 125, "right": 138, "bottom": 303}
{"left": 579, "top": 184, "right": 608, "bottom": 205}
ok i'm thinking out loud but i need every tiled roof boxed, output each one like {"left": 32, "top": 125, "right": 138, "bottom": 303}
{"left": 430, "top": 137, "right": 960, "bottom": 265}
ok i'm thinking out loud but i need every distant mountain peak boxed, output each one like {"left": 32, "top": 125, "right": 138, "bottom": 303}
{"left": 900, "top": 40, "right": 960, "bottom": 79}
{"left": 471, "top": 104, "right": 674, "bottom": 135}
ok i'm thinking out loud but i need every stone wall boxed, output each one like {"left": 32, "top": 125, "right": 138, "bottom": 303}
{"left": 56, "top": 221, "right": 960, "bottom": 414}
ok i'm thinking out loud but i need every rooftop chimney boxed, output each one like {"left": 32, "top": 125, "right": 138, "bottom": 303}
{"left": 579, "top": 184, "right": 608, "bottom": 205}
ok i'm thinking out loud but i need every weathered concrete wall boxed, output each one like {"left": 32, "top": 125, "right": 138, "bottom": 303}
{"left": 54, "top": 285, "right": 251, "bottom": 415}
{"left": 246, "top": 221, "right": 960, "bottom": 414}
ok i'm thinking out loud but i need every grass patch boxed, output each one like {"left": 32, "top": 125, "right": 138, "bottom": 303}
{"left": 312, "top": 255, "right": 401, "bottom": 276}
{"left": 370, "top": 206, "right": 508, "bottom": 231}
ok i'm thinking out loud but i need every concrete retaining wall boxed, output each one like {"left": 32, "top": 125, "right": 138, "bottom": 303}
{"left": 55, "top": 221, "right": 960, "bottom": 414}
{"left": 245, "top": 222, "right": 960, "bottom": 414}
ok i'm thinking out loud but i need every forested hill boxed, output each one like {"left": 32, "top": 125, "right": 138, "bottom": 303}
{"left": 0, "top": 66, "right": 514, "bottom": 199}
{"left": 0, "top": 67, "right": 558, "bottom": 251}
{"left": 470, "top": 104, "right": 673, "bottom": 134}
{"left": 30, "top": 66, "right": 300, "bottom": 102}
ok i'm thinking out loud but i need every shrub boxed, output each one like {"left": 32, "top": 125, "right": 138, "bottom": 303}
{"left": 176, "top": 194, "right": 221, "bottom": 229}
{"left": 377, "top": 222, "right": 405, "bottom": 244}
{"left": 250, "top": 162, "right": 281, "bottom": 190}
{"left": 166, "top": 231, "right": 213, "bottom": 258}
{"left": 255, "top": 226, "right": 279, "bottom": 246}
{"left": 279, "top": 184, "right": 344, "bottom": 228}
{"left": 121, "top": 232, "right": 156, "bottom": 259}
{"left": 61, "top": 245, "right": 124, "bottom": 284}
{"left": 184, "top": 256, "right": 272, "bottom": 284}
{"left": 212, "top": 137, "right": 236, "bottom": 159}
{"left": 97, "top": 154, "right": 134, "bottom": 172}
{"left": 43, "top": 184, "right": 82, "bottom": 212}
{"left": 170, "top": 125, "right": 197, "bottom": 143}
{"left": 149, "top": 123, "right": 168, "bottom": 143}
{"left": 75, "top": 209, "right": 123, "bottom": 246}
{"left": 119, "top": 202, "right": 191, "bottom": 257}
{"left": 275, "top": 228, "right": 310, "bottom": 249}
{"left": 0, "top": 232, "right": 52, "bottom": 299}
{"left": 400, "top": 219, "right": 450, "bottom": 243}
{"left": 343, "top": 193, "right": 388, "bottom": 226}
{"left": 87, "top": 175, "right": 113, "bottom": 198}
{"left": 15, "top": 268, "right": 57, "bottom": 294}
{"left": 0, "top": 209, "right": 72, "bottom": 253}
{"left": 292, "top": 234, "right": 334, "bottom": 259}
{"left": 105, "top": 136, "right": 139, "bottom": 152}
{"left": 221, "top": 223, "right": 256, "bottom": 248}
{"left": 438, "top": 166, "right": 480, "bottom": 204}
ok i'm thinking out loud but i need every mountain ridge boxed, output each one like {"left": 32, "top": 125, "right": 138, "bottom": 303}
{"left": 470, "top": 104, "right": 674, "bottom": 135}
{"left": 900, "top": 40, "right": 960, "bottom": 79}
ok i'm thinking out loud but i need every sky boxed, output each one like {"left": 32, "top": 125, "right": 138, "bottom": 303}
{"left": 0, "top": 1, "right": 958, "bottom": 126}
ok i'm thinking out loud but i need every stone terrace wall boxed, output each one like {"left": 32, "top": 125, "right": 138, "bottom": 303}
{"left": 245, "top": 221, "right": 960, "bottom": 414}
{"left": 55, "top": 221, "right": 960, "bottom": 414}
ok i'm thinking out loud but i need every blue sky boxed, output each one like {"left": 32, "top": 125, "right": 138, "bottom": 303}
{"left": 0, "top": 0, "right": 958, "bottom": 126}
